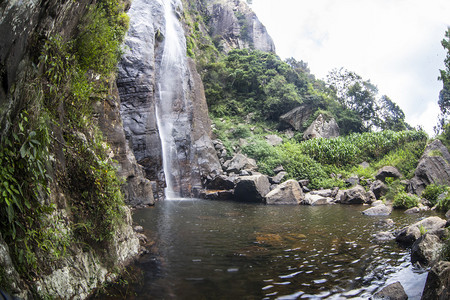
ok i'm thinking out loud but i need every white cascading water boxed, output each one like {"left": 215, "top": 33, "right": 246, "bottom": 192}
{"left": 156, "top": 0, "right": 189, "bottom": 200}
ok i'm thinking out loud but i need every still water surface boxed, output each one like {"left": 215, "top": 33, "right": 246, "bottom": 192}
{"left": 104, "top": 200, "right": 432, "bottom": 299}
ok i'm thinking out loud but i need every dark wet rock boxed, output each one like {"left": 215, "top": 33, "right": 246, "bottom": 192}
{"left": 395, "top": 216, "right": 447, "bottom": 246}
{"left": 279, "top": 105, "right": 315, "bottom": 131}
{"left": 265, "top": 180, "right": 303, "bottom": 205}
{"left": 298, "top": 179, "right": 310, "bottom": 188}
{"left": 200, "top": 190, "right": 234, "bottom": 201}
{"left": 374, "top": 231, "right": 395, "bottom": 242}
{"left": 375, "top": 166, "right": 402, "bottom": 183}
{"left": 371, "top": 180, "right": 388, "bottom": 199}
{"left": 408, "top": 139, "right": 450, "bottom": 196}
{"left": 373, "top": 281, "right": 408, "bottom": 300}
{"left": 362, "top": 204, "right": 392, "bottom": 216}
{"left": 421, "top": 261, "right": 450, "bottom": 300}
{"left": 302, "top": 193, "right": 333, "bottom": 206}
{"left": 265, "top": 134, "right": 283, "bottom": 146}
{"left": 303, "top": 114, "right": 340, "bottom": 140}
{"left": 270, "top": 171, "right": 288, "bottom": 184}
{"left": 337, "top": 185, "right": 373, "bottom": 204}
{"left": 234, "top": 175, "right": 270, "bottom": 203}
{"left": 206, "top": 175, "right": 236, "bottom": 190}
{"left": 446, "top": 210, "right": 450, "bottom": 220}
{"left": 223, "top": 153, "right": 257, "bottom": 173}
{"left": 411, "top": 233, "right": 443, "bottom": 266}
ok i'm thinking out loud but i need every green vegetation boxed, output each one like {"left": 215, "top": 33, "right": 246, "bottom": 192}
{"left": 212, "top": 116, "right": 426, "bottom": 190}
{"left": 422, "top": 184, "right": 448, "bottom": 206}
{"left": 0, "top": 0, "right": 129, "bottom": 285}
{"left": 393, "top": 191, "right": 420, "bottom": 209}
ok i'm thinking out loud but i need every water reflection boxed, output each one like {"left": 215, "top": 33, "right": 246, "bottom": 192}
{"left": 103, "top": 200, "right": 434, "bottom": 299}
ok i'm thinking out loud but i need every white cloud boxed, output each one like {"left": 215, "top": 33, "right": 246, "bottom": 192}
{"left": 251, "top": 0, "right": 450, "bottom": 135}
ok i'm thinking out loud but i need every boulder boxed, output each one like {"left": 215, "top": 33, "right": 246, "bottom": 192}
{"left": 265, "top": 135, "right": 283, "bottom": 146}
{"left": 310, "top": 189, "right": 335, "bottom": 198}
{"left": 408, "top": 139, "right": 450, "bottom": 196}
{"left": 375, "top": 166, "right": 402, "bottom": 183}
{"left": 337, "top": 185, "right": 372, "bottom": 204}
{"left": 404, "top": 207, "right": 420, "bottom": 214}
{"left": 279, "top": 105, "right": 314, "bottom": 131}
{"left": 234, "top": 175, "right": 270, "bottom": 203}
{"left": 362, "top": 204, "right": 392, "bottom": 216}
{"left": 395, "top": 216, "right": 447, "bottom": 246}
{"left": 265, "top": 180, "right": 303, "bottom": 205}
{"left": 303, "top": 114, "right": 340, "bottom": 140}
{"left": 270, "top": 171, "right": 288, "bottom": 184}
{"left": 373, "top": 281, "right": 408, "bottom": 300}
{"left": 273, "top": 165, "right": 285, "bottom": 174}
{"left": 206, "top": 175, "right": 237, "bottom": 190}
{"left": 372, "top": 200, "right": 384, "bottom": 206}
{"left": 411, "top": 233, "right": 443, "bottom": 266}
{"left": 223, "top": 153, "right": 257, "bottom": 173}
{"left": 302, "top": 193, "right": 333, "bottom": 206}
{"left": 345, "top": 175, "right": 360, "bottom": 187}
{"left": 370, "top": 180, "right": 388, "bottom": 199}
{"left": 421, "top": 261, "right": 450, "bottom": 300}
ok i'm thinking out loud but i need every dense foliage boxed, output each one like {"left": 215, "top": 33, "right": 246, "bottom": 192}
{"left": 0, "top": 0, "right": 129, "bottom": 284}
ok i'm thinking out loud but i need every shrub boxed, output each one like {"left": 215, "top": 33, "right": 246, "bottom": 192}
{"left": 393, "top": 191, "right": 420, "bottom": 209}
{"left": 422, "top": 184, "right": 448, "bottom": 206}
{"left": 436, "top": 193, "right": 450, "bottom": 212}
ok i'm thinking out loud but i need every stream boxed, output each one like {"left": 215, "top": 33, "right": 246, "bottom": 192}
{"left": 97, "top": 200, "right": 434, "bottom": 299}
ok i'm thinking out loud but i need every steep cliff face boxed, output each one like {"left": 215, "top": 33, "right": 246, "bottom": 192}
{"left": 206, "top": 0, "right": 275, "bottom": 53}
{"left": 0, "top": 0, "right": 149, "bottom": 298}
{"left": 118, "top": 0, "right": 222, "bottom": 199}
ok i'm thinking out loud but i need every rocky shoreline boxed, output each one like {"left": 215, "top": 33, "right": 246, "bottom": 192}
{"left": 196, "top": 138, "right": 450, "bottom": 299}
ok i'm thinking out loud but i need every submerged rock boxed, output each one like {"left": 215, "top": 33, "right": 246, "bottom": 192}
{"left": 265, "top": 180, "right": 303, "bottom": 205}
{"left": 374, "top": 231, "right": 395, "bottom": 242}
{"left": 234, "top": 175, "right": 270, "bottom": 203}
{"left": 373, "top": 281, "right": 408, "bottom": 300}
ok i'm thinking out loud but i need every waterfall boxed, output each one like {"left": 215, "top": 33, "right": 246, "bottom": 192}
{"left": 156, "top": 0, "right": 189, "bottom": 200}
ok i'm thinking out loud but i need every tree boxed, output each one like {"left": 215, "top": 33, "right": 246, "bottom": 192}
{"left": 377, "top": 95, "right": 408, "bottom": 131}
{"left": 438, "top": 28, "right": 450, "bottom": 129}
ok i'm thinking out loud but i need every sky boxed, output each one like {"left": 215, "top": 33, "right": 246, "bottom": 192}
{"left": 250, "top": 0, "right": 450, "bottom": 135}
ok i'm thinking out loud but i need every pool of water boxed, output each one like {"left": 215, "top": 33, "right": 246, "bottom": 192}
{"left": 97, "top": 200, "right": 433, "bottom": 299}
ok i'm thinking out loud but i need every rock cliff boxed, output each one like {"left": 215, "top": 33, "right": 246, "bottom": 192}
{"left": 206, "top": 0, "right": 275, "bottom": 53}
{"left": 118, "top": 0, "right": 224, "bottom": 198}
{"left": 0, "top": 0, "right": 147, "bottom": 298}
